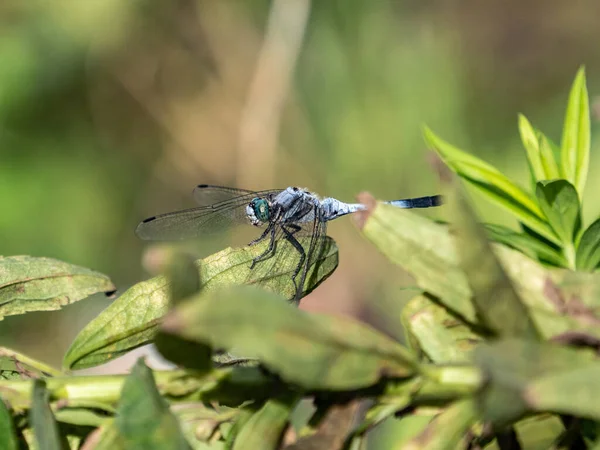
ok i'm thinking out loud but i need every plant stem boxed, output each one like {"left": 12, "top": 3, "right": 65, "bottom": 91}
{"left": 564, "top": 243, "right": 577, "bottom": 270}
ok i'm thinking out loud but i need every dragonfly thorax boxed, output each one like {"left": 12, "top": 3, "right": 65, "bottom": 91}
{"left": 246, "top": 197, "right": 271, "bottom": 225}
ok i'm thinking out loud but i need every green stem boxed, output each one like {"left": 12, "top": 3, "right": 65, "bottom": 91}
{"left": 564, "top": 243, "right": 577, "bottom": 270}
{"left": 415, "top": 364, "right": 483, "bottom": 402}
{"left": 0, "top": 370, "right": 190, "bottom": 408}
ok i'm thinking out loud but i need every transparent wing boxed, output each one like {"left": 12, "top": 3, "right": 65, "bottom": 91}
{"left": 193, "top": 185, "right": 261, "bottom": 206}
{"left": 135, "top": 188, "right": 282, "bottom": 241}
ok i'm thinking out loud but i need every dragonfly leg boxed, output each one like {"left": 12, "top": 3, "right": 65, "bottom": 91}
{"left": 250, "top": 225, "right": 277, "bottom": 269}
{"left": 248, "top": 225, "right": 271, "bottom": 246}
{"left": 281, "top": 224, "right": 305, "bottom": 282}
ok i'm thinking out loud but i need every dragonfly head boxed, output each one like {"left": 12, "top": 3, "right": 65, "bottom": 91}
{"left": 246, "top": 197, "right": 270, "bottom": 225}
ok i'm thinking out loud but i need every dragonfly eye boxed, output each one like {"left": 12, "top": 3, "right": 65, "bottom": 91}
{"left": 250, "top": 198, "right": 270, "bottom": 223}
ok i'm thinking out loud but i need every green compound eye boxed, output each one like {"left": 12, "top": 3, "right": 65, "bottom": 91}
{"left": 252, "top": 198, "right": 270, "bottom": 222}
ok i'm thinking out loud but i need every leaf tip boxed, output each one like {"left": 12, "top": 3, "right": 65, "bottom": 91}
{"left": 353, "top": 192, "right": 377, "bottom": 230}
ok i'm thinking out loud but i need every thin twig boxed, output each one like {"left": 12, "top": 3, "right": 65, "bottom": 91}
{"left": 236, "top": 0, "right": 312, "bottom": 189}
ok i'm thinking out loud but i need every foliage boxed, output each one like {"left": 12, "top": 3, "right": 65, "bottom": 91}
{"left": 1, "top": 68, "right": 600, "bottom": 449}
{"left": 425, "top": 67, "right": 592, "bottom": 271}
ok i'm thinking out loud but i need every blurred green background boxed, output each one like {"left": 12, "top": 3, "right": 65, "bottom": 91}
{"left": 1, "top": 0, "right": 600, "bottom": 423}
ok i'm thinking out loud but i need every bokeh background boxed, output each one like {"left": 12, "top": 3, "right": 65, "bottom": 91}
{"left": 2, "top": 0, "right": 600, "bottom": 444}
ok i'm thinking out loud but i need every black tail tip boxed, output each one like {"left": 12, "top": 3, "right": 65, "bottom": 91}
{"left": 141, "top": 216, "right": 156, "bottom": 223}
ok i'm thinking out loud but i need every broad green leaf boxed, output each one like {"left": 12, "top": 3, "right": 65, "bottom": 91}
{"left": 0, "top": 398, "right": 17, "bottom": 450}
{"left": 357, "top": 199, "right": 476, "bottom": 322}
{"left": 560, "top": 66, "right": 591, "bottom": 197}
{"left": 535, "top": 180, "right": 581, "bottom": 246}
{"left": 0, "top": 347, "right": 61, "bottom": 380}
{"left": 155, "top": 253, "right": 212, "bottom": 372}
{"left": 115, "top": 359, "right": 189, "bottom": 449}
{"left": 484, "top": 224, "right": 566, "bottom": 266}
{"left": 30, "top": 380, "right": 68, "bottom": 450}
{"left": 518, "top": 114, "right": 546, "bottom": 181}
{"left": 424, "top": 127, "right": 559, "bottom": 244}
{"left": 399, "top": 400, "right": 477, "bottom": 450}
{"left": 0, "top": 256, "right": 115, "bottom": 320}
{"left": 232, "top": 396, "right": 297, "bottom": 450}
{"left": 64, "top": 238, "right": 338, "bottom": 370}
{"left": 402, "top": 295, "right": 482, "bottom": 363}
{"left": 160, "top": 286, "right": 416, "bottom": 390}
{"left": 474, "top": 339, "right": 599, "bottom": 425}
{"left": 449, "top": 182, "right": 539, "bottom": 340}
{"left": 576, "top": 218, "right": 600, "bottom": 271}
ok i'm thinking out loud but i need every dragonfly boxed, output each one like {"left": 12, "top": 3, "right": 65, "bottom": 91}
{"left": 136, "top": 184, "right": 443, "bottom": 302}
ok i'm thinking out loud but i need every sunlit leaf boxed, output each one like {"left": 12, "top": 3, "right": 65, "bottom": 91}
{"left": 560, "top": 66, "right": 590, "bottom": 197}
{"left": 535, "top": 180, "right": 581, "bottom": 246}
{"left": 423, "top": 127, "right": 559, "bottom": 244}
{"left": 30, "top": 380, "right": 68, "bottom": 450}
{"left": 357, "top": 198, "right": 476, "bottom": 322}
{"left": 518, "top": 114, "right": 546, "bottom": 182}
{"left": 538, "top": 134, "right": 561, "bottom": 180}
{"left": 160, "top": 286, "right": 416, "bottom": 390}
{"left": 64, "top": 238, "right": 338, "bottom": 370}
{"left": 0, "top": 256, "right": 115, "bottom": 320}
{"left": 232, "top": 396, "right": 297, "bottom": 450}
{"left": 576, "top": 218, "right": 600, "bottom": 271}
{"left": 0, "top": 399, "right": 18, "bottom": 450}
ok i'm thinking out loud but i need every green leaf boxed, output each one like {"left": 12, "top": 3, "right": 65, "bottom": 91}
{"left": 484, "top": 224, "right": 566, "bottom": 266}
{"left": 30, "top": 380, "right": 68, "bottom": 450}
{"left": 535, "top": 180, "right": 581, "bottom": 246}
{"left": 0, "top": 256, "right": 115, "bottom": 320}
{"left": 449, "top": 181, "right": 539, "bottom": 340}
{"left": 232, "top": 396, "right": 297, "bottom": 450}
{"left": 114, "top": 359, "right": 190, "bottom": 449}
{"left": 474, "top": 339, "right": 600, "bottom": 426}
{"left": 424, "top": 127, "right": 559, "bottom": 244}
{"left": 560, "top": 66, "right": 591, "bottom": 197}
{"left": 0, "top": 399, "right": 18, "bottom": 450}
{"left": 399, "top": 400, "right": 477, "bottom": 450}
{"left": 64, "top": 238, "right": 338, "bottom": 370}
{"left": 538, "top": 134, "right": 561, "bottom": 180}
{"left": 518, "top": 114, "right": 546, "bottom": 181}
{"left": 576, "top": 218, "right": 600, "bottom": 271}
{"left": 357, "top": 200, "right": 476, "bottom": 322}
{"left": 160, "top": 286, "right": 416, "bottom": 390}
{"left": 155, "top": 253, "right": 212, "bottom": 372}
{"left": 0, "top": 347, "right": 62, "bottom": 380}
{"left": 402, "top": 295, "right": 482, "bottom": 363}
{"left": 513, "top": 415, "right": 565, "bottom": 450}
